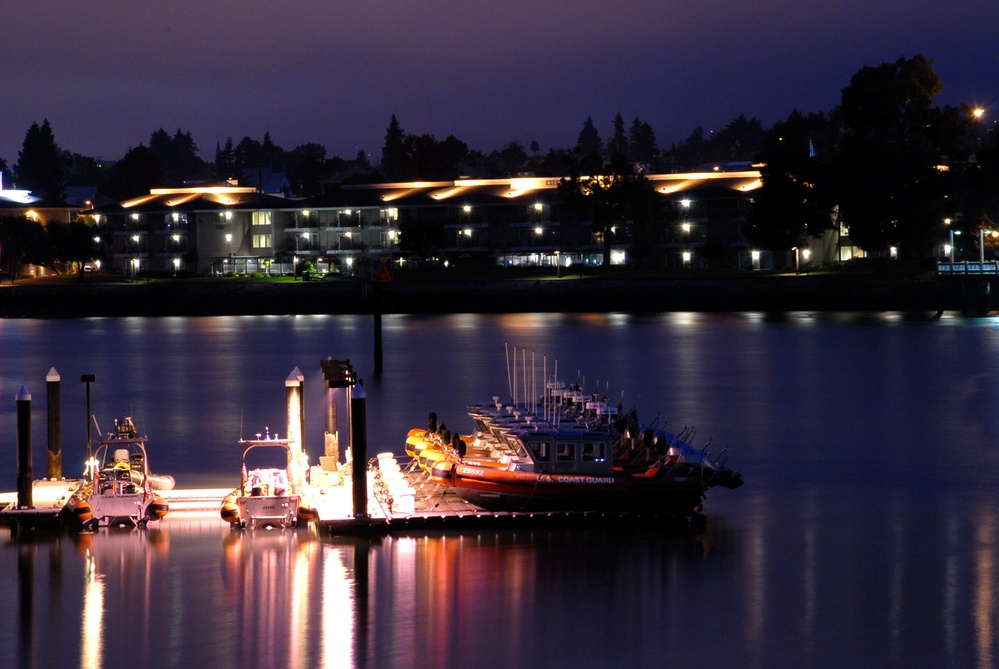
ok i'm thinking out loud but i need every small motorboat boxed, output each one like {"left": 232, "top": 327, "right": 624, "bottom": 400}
{"left": 68, "top": 417, "right": 170, "bottom": 529}
{"left": 220, "top": 431, "right": 317, "bottom": 530}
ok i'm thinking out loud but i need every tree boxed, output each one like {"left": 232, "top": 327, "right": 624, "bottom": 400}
{"left": 498, "top": 141, "right": 527, "bottom": 175}
{"left": 709, "top": 114, "right": 767, "bottom": 163}
{"left": 576, "top": 117, "right": 603, "bottom": 163}
{"left": 607, "top": 113, "right": 628, "bottom": 164}
{"left": 98, "top": 145, "right": 163, "bottom": 201}
{"left": 0, "top": 214, "right": 47, "bottom": 279}
{"left": 835, "top": 54, "right": 970, "bottom": 256}
{"left": 381, "top": 115, "right": 407, "bottom": 181}
{"left": 286, "top": 143, "right": 327, "bottom": 197}
{"left": 559, "top": 151, "right": 660, "bottom": 267}
{"left": 149, "top": 128, "right": 208, "bottom": 185}
{"left": 214, "top": 138, "right": 239, "bottom": 181}
{"left": 628, "top": 118, "right": 659, "bottom": 168}
{"left": 15, "top": 119, "right": 65, "bottom": 201}
{"left": 746, "top": 110, "right": 839, "bottom": 252}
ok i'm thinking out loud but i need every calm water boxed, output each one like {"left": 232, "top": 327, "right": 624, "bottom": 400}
{"left": 2, "top": 312, "right": 999, "bottom": 668}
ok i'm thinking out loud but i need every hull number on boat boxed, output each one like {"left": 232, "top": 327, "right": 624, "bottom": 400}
{"left": 459, "top": 467, "right": 485, "bottom": 477}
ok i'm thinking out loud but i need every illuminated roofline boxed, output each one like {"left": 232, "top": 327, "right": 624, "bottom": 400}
{"left": 149, "top": 186, "right": 257, "bottom": 195}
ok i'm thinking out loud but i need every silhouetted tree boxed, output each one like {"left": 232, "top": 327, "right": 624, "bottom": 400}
{"left": 0, "top": 214, "right": 46, "bottom": 278}
{"left": 576, "top": 117, "right": 603, "bottom": 164}
{"left": 381, "top": 115, "right": 407, "bottom": 181}
{"left": 607, "top": 113, "right": 628, "bottom": 164}
{"left": 835, "top": 54, "right": 969, "bottom": 255}
{"left": 628, "top": 118, "right": 659, "bottom": 169}
{"left": 15, "top": 119, "right": 65, "bottom": 200}
{"left": 98, "top": 145, "right": 163, "bottom": 201}
{"left": 214, "top": 138, "right": 239, "bottom": 181}
{"left": 149, "top": 128, "right": 208, "bottom": 184}
{"left": 499, "top": 141, "right": 528, "bottom": 175}
{"left": 710, "top": 114, "right": 767, "bottom": 163}
{"left": 287, "top": 143, "right": 327, "bottom": 196}
{"left": 746, "top": 109, "right": 839, "bottom": 252}
{"left": 559, "top": 151, "right": 659, "bottom": 267}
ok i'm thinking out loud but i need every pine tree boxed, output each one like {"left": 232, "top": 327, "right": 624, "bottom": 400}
{"left": 607, "top": 113, "right": 629, "bottom": 163}
{"left": 381, "top": 115, "right": 407, "bottom": 181}
{"left": 15, "top": 119, "right": 65, "bottom": 201}
{"left": 576, "top": 116, "right": 603, "bottom": 160}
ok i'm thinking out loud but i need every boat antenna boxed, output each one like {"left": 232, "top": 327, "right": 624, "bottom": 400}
{"left": 239, "top": 408, "right": 244, "bottom": 440}
{"left": 505, "top": 343, "right": 512, "bottom": 402}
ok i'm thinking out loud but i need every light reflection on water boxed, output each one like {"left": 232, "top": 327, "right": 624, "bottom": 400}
{"left": 2, "top": 313, "right": 999, "bottom": 667}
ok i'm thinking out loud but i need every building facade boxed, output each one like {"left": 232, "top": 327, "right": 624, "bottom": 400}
{"left": 89, "top": 170, "right": 769, "bottom": 276}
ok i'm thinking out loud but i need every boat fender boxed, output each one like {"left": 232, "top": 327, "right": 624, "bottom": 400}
{"left": 148, "top": 496, "right": 169, "bottom": 519}
{"left": 221, "top": 498, "right": 241, "bottom": 524}
{"left": 298, "top": 503, "right": 318, "bottom": 523}
{"left": 73, "top": 500, "right": 93, "bottom": 523}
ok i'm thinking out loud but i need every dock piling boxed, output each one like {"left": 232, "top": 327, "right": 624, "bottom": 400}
{"left": 46, "top": 368, "right": 61, "bottom": 480}
{"left": 350, "top": 381, "right": 367, "bottom": 519}
{"left": 16, "top": 386, "right": 32, "bottom": 509}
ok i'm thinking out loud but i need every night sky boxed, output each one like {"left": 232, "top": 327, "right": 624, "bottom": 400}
{"left": 2, "top": 1, "right": 996, "bottom": 166}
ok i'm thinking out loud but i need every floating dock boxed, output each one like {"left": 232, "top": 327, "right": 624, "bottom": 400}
{"left": 2, "top": 454, "right": 701, "bottom": 534}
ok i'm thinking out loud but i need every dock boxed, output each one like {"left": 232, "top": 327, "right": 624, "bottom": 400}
{"left": 1, "top": 454, "right": 700, "bottom": 534}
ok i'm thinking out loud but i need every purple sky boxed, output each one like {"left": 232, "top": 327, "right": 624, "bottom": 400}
{"left": 2, "top": 1, "right": 996, "bottom": 166}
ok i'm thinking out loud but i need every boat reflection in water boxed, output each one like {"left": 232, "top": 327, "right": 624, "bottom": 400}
{"left": 1, "top": 519, "right": 723, "bottom": 669}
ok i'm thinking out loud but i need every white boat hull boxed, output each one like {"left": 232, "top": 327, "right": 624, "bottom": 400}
{"left": 236, "top": 494, "right": 300, "bottom": 530}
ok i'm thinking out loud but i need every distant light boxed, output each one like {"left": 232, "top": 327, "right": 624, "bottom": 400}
{"left": 680, "top": 199, "right": 690, "bottom": 208}
{"left": 462, "top": 205, "right": 471, "bottom": 214}
{"left": 681, "top": 223, "right": 691, "bottom": 233}
{"left": 131, "top": 234, "right": 139, "bottom": 243}
{"left": 225, "top": 234, "right": 233, "bottom": 242}
{"left": 534, "top": 203, "right": 543, "bottom": 211}
{"left": 535, "top": 227, "right": 543, "bottom": 235}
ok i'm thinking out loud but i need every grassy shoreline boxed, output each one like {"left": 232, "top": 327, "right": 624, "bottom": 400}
{"left": 0, "top": 263, "right": 969, "bottom": 317}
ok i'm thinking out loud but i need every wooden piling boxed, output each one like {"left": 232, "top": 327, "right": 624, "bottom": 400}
{"left": 350, "top": 382, "right": 367, "bottom": 519}
{"left": 46, "top": 368, "right": 61, "bottom": 479}
{"left": 16, "top": 386, "right": 32, "bottom": 509}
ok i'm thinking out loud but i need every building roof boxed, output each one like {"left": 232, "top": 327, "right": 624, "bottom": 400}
{"left": 86, "top": 170, "right": 762, "bottom": 215}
